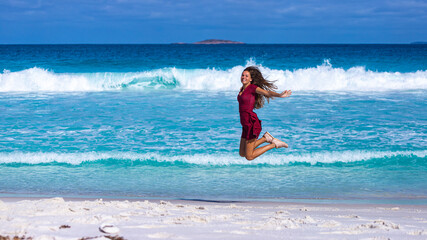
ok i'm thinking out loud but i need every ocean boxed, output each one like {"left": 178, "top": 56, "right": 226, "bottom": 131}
{"left": 0, "top": 44, "right": 426, "bottom": 204}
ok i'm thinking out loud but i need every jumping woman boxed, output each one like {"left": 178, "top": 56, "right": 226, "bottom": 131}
{"left": 238, "top": 66, "right": 292, "bottom": 161}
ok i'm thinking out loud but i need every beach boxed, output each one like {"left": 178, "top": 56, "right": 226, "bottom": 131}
{"left": 1, "top": 197, "right": 427, "bottom": 239}
{"left": 0, "top": 44, "right": 426, "bottom": 239}
{"left": 2, "top": 0, "right": 427, "bottom": 237}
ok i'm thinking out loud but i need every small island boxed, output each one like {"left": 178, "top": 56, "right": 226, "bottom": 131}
{"left": 194, "top": 39, "right": 245, "bottom": 44}
{"left": 171, "top": 39, "right": 245, "bottom": 44}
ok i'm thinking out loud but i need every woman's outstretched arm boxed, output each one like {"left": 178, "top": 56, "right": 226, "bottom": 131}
{"left": 255, "top": 87, "right": 292, "bottom": 98}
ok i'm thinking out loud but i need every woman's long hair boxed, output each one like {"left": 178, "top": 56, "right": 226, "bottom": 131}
{"left": 243, "top": 66, "right": 277, "bottom": 109}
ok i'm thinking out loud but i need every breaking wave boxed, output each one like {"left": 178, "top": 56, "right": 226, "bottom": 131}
{"left": 0, "top": 150, "right": 425, "bottom": 166}
{"left": 1, "top": 60, "right": 427, "bottom": 92}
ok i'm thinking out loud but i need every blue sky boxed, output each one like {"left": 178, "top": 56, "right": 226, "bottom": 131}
{"left": 0, "top": 0, "right": 426, "bottom": 43}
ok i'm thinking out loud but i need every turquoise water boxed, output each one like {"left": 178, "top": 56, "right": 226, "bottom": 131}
{"left": 0, "top": 45, "right": 426, "bottom": 204}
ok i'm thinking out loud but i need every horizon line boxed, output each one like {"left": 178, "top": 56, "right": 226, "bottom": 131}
{"left": 0, "top": 42, "right": 425, "bottom": 45}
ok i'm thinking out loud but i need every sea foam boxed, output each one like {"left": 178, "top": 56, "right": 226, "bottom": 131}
{"left": 1, "top": 61, "right": 426, "bottom": 92}
{"left": 0, "top": 150, "right": 425, "bottom": 166}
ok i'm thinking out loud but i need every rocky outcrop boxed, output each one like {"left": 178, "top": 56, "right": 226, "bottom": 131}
{"left": 194, "top": 39, "right": 245, "bottom": 44}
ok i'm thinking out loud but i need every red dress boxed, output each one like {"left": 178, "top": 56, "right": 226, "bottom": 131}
{"left": 237, "top": 84, "right": 262, "bottom": 140}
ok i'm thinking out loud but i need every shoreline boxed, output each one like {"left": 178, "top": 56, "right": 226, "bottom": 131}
{"left": 1, "top": 197, "right": 426, "bottom": 239}
{"left": 2, "top": 194, "right": 426, "bottom": 205}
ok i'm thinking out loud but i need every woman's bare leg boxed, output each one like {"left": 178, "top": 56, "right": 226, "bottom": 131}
{"left": 245, "top": 138, "right": 275, "bottom": 161}
{"left": 254, "top": 136, "right": 267, "bottom": 148}
{"left": 239, "top": 138, "right": 246, "bottom": 157}
{"left": 241, "top": 136, "right": 267, "bottom": 157}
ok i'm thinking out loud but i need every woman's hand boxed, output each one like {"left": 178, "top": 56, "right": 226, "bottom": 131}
{"left": 255, "top": 87, "right": 292, "bottom": 98}
{"left": 279, "top": 90, "right": 292, "bottom": 98}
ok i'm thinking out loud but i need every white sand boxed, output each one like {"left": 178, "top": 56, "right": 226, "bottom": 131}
{"left": 0, "top": 197, "right": 426, "bottom": 239}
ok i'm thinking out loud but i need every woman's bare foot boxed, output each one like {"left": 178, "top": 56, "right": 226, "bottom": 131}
{"left": 272, "top": 138, "right": 288, "bottom": 148}
{"left": 263, "top": 132, "right": 274, "bottom": 143}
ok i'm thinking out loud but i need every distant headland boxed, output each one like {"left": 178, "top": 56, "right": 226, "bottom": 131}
{"left": 172, "top": 39, "right": 245, "bottom": 45}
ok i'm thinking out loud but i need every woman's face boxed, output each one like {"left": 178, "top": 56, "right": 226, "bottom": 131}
{"left": 241, "top": 71, "right": 252, "bottom": 85}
